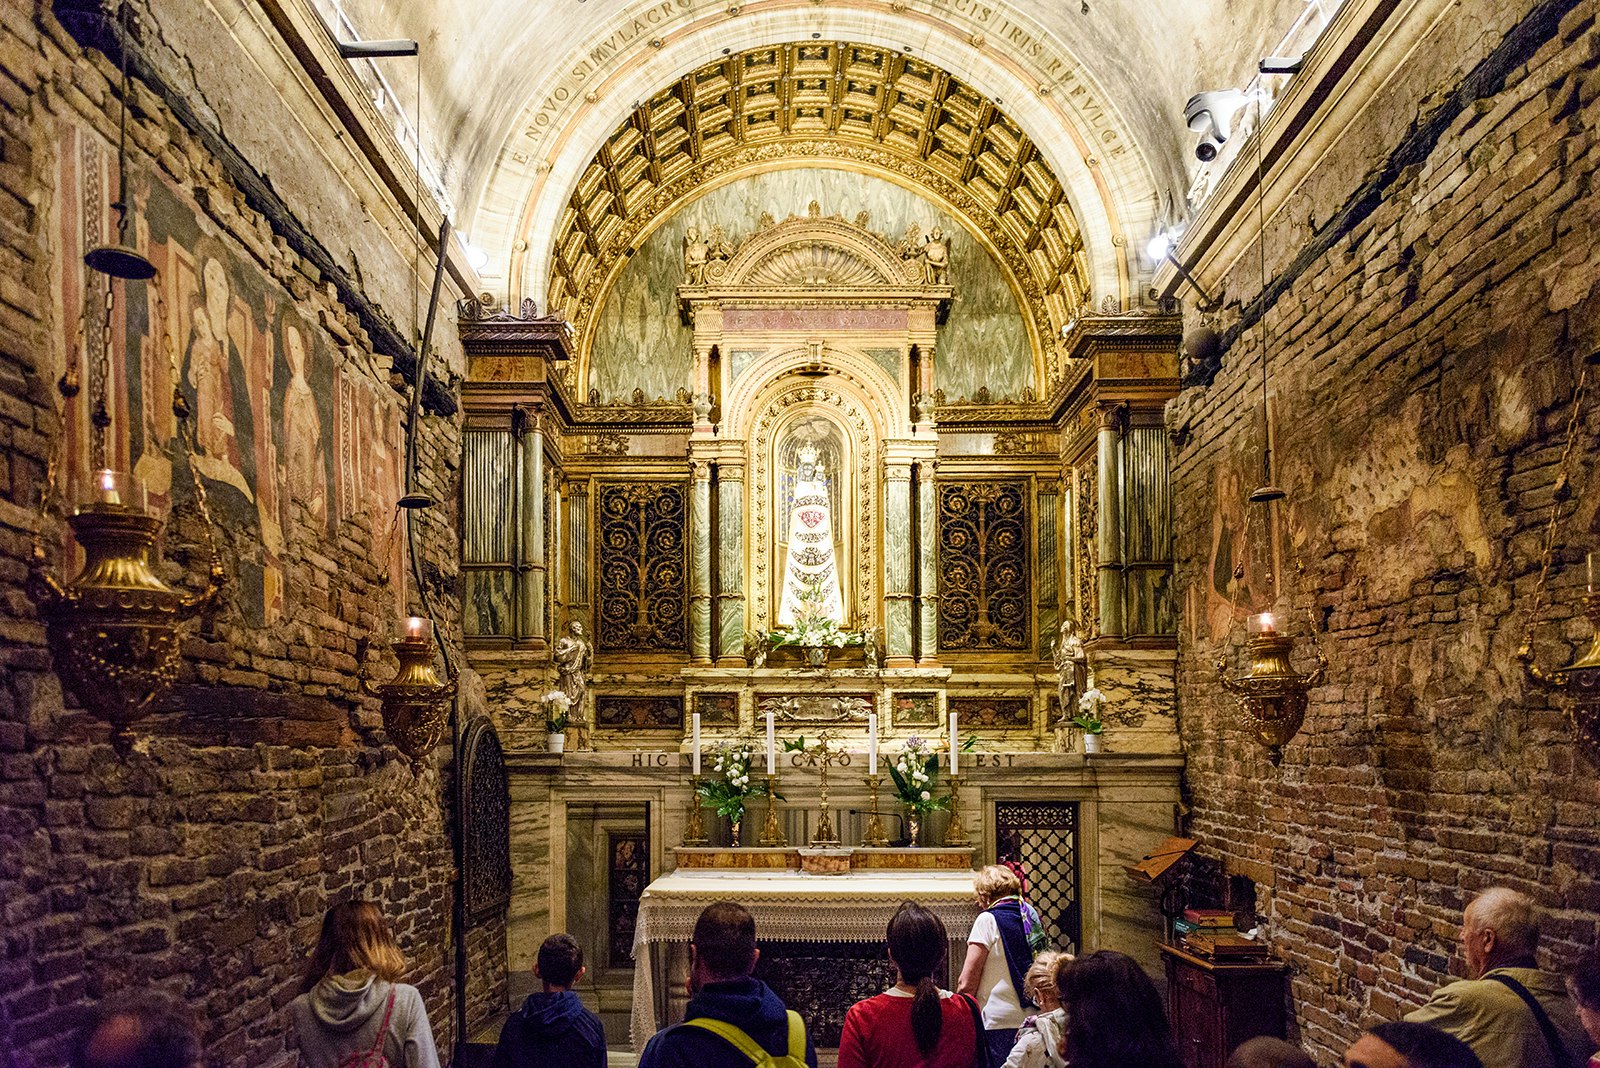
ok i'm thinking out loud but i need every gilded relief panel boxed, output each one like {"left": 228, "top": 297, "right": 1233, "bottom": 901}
{"left": 938, "top": 481, "right": 1031, "bottom": 651}
{"left": 595, "top": 482, "right": 688, "bottom": 651}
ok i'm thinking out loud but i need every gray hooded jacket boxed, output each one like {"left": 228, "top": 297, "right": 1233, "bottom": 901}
{"left": 289, "top": 970, "right": 441, "bottom": 1068}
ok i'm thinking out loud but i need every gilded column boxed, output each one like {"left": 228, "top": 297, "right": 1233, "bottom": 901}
{"left": 883, "top": 461, "right": 914, "bottom": 667}
{"left": 1037, "top": 480, "right": 1060, "bottom": 658}
{"left": 565, "top": 478, "right": 589, "bottom": 625}
{"left": 519, "top": 408, "right": 547, "bottom": 643}
{"left": 916, "top": 458, "right": 938, "bottom": 664}
{"left": 689, "top": 460, "right": 713, "bottom": 664}
{"left": 715, "top": 463, "right": 746, "bottom": 666}
{"left": 1095, "top": 403, "right": 1125, "bottom": 638}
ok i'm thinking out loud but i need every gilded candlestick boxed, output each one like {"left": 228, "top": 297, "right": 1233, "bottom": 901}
{"left": 759, "top": 775, "right": 787, "bottom": 846}
{"left": 683, "top": 774, "right": 709, "bottom": 846}
{"left": 864, "top": 774, "right": 890, "bottom": 847}
{"left": 942, "top": 774, "right": 971, "bottom": 847}
{"left": 811, "top": 749, "right": 840, "bottom": 846}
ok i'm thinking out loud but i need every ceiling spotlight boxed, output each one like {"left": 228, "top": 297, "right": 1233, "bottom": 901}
{"left": 337, "top": 39, "right": 419, "bottom": 58}
{"left": 464, "top": 243, "right": 489, "bottom": 272}
{"left": 1146, "top": 231, "right": 1173, "bottom": 262}
{"left": 812, "top": 32, "right": 821, "bottom": 38}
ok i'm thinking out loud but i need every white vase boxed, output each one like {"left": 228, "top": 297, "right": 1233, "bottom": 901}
{"left": 547, "top": 732, "right": 566, "bottom": 754}
{"left": 1083, "top": 733, "right": 1102, "bottom": 755}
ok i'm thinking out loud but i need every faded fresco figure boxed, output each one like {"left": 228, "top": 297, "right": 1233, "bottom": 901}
{"left": 280, "top": 316, "right": 328, "bottom": 531}
{"left": 185, "top": 258, "right": 252, "bottom": 498}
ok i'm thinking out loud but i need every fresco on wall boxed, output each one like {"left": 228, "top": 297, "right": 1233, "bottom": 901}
{"left": 54, "top": 125, "right": 401, "bottom": 627}
{"left": 587, "top": 167, "right": 1032, "bottom": 404}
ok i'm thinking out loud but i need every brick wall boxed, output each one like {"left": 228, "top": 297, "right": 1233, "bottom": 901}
{"left": 0, "top": 7, "right": 500, "bottom": 1067}
{"left": 1173, "top": 0, "right": 1600, "bottom": 1059}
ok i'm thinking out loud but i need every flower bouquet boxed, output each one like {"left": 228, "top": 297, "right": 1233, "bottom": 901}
{"left": 887, "top": 736, "right": 950, "bottom": 844}
{"left": 695, "top": 740, "right": 771, "bottom": 845}
{"left": 1072, "top": 687, "right": 1106, "bottom": 753}
{"left": 543, "top": 691, "right": 572, "bottom": 753}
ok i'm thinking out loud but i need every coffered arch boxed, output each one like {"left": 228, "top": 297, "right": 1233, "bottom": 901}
{"left": 542, "top": 41, "right": 1100, "bottom": 373}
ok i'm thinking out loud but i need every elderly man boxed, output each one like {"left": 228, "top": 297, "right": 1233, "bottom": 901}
{"left": 1405, "top": 887, "right": 1593, "bottom": 1068}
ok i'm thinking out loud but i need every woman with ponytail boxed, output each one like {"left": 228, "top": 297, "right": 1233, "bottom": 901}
{"left": 838, "top": 902, "right": 982, "bottom": 1068}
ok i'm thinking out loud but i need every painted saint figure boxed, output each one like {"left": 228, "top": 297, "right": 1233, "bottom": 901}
{"left": 279, "top": 317, "right": 327, "bottom": 530}
{"left": 777, "top": 444, "right": 845, "bottom": 627}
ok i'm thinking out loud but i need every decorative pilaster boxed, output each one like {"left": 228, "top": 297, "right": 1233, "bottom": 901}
{"left": 1037, "top": 481, "right": 1060, "bottom": 659}
{"left": 519, "top": 407, "right": 547, "bottom": 643}
{"left": 884, "top": 461, "right": 915, "bottom": 666}
{"left": 715, "top": 464, "right": 746, "bottom": 665}
{"left": 916, "top": 458, "right": 939, "bottom": 664}
{"left": 565, "top": 479, "right": 589, "bottom": 621}
{"left": 689, "top": 460, "right": 713, "bottom": 664}
{"left": 1095, "top": 403, "right": 1126, "bottom": 639}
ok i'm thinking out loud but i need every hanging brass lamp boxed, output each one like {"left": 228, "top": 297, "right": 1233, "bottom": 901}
{"left": 1518, "top": 351, "right": 1600, "bottom": 765}
{"left": 30, "top": 469, "right": 223, "bottom": 750}
{"left": 1217, "top": 611, "right": 1326, "bottom": 762}
{"left": 359, "top": 616, "right": 457, "bottom": 772}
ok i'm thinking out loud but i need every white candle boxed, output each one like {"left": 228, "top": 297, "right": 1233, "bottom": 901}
{"left": 97, "top": 468, "right": 121, "bottom": 505}
{"left": 691, "top": 713, "right": 701, "bottom": 776}
{"left": 868, "top": 713, "right": 878, "bottom": 776}
{"left": 1249, "top": 611, "right": 1276, "bottom": 635}
{"left": 765, "top": 712, "right": 776, "bottom": 776}
{"left": 406, "top": 616, "right": 426, "bottom": 639}
{"left": 949, "top": 712, "right": 959, "bottom": 776}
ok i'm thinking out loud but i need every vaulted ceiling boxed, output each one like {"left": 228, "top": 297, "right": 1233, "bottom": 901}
{"left": 316, "top": 0, "right": 1307, "bottom": 312}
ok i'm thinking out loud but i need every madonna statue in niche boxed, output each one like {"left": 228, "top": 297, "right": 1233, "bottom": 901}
{"left": 776, "top": 420, "right": 847, "bottom": 628}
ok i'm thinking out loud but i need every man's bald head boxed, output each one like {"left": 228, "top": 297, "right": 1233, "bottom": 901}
{"left": 1461, "top": 887, "right": 1540, "bottom": 977}
{"left": 71, "top": 994, "right": 204, "bottom": 1068}
{"left": 1228, "top": 1036, "right": 1316, "bottom": 1068}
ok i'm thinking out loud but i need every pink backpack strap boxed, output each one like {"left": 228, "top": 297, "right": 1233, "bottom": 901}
{"left": 369, "top": 990, "right": 397, "bottom": 1057}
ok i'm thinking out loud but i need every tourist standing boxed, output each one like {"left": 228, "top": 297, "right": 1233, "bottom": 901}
{"left": 1054, "top": 950, "right": 1184, "bottom": 1068}
{"left": 638, "top": 902, "right": 816, "bottom": 1068}
{"left": 838, "top": 902, "right": 981, "bottom": 1068}
{"left": 1405, "top": 888, "right": 1592, "bottom": 1068}
{"left": 290, "top": 901, "right": 441, "bottom": 1068}
{"left": 491, "top": 934, "right": 605, "bottom": 1068}
{"left": 958, "top": 865, "right": 1045, "bottom": 1063}
{"left": 1001, "top": 951, "right": 1070, "bottom": 1068}
{"left": 1567, "top": 948, "right": 1600, "bottom": 1067}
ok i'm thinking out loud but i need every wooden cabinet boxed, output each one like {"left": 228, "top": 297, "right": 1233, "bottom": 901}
{"left": 1161, "top": 942, "right": 1288, "bottom": 1068}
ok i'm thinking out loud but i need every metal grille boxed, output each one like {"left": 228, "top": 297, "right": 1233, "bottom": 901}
{"left": 461, "top": 718, "right": 511, "bottom": 923}
{"left": 938, "top": 481, "right": 1030, "bottom": 650}
{"left": 995, "top": 801, "right": 1081, "bottom": 954}
{"left": 596, "top": 482, "right": 688, "bottom": 651}
{"left": 606, "top": 831, "right": 649, "bottom": 968}
{"left": 753, "top": 942, "right": 898, "bottom": 1048}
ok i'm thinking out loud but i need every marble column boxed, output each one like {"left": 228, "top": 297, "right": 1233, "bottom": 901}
{"left": 715, "top": 464, "right": 746, "bottom": 665}
{"left": 519, "top": 409, "right": 547, "bottom": 643}
{"left": 689, "top": 460, "right": 713, "bottom": 664}
{"left": 883, "top": 462, "right": 914, "bottom": 666}
{"left": 915, "top": 459, "right": 939, "bottom": 664}
{"left": 1095, "top": 404, "right": 1125, "bottom": 639}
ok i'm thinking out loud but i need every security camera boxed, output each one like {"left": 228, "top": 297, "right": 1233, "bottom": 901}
{"left": 1185, "top": 90, "right": 1247, "bottom": 162}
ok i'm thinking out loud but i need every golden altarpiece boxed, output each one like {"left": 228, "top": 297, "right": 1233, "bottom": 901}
{"left": 458, "top": 205, "right": 1184, "bottom": 1046}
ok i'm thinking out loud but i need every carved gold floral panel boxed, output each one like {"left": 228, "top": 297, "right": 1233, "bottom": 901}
{"left": 938, "top": 481, "right": 1030, "bottom": 650}
{"left": 596, "top": 482, "right": 687, "bottom": 651}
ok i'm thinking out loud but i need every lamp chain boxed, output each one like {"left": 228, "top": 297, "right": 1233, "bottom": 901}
{"left": 1521, "top": 362, "right": 1592, "bottom": 641}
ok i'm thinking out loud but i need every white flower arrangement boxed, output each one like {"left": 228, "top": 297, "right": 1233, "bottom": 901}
{"left": 887, "top": 736, "right": 950, "bottom": 814}
{"left": 1072, "top": 688, "right": 1107, "bottom": 734}
{"left": 542, "top": 690, "right": 573, "bottom": 731}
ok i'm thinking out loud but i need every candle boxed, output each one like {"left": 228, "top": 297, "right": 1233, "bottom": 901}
{"left": 765, "top": 712, "right": 776, "bottom": 776}
{"left": 691, "top": 713, "right": 701, "bottom": 776}
{"left": 1249, "top": 612, "right": 1276, "bottom": 635}
{"left": 399, "top": 616, "right": 432, "bottom": 642}
{"left": 949, "top": 712, "right": 959, "bottom": 776}
{"left": 97, "top": 468, "right": 121, "bottom": 506}
{"left": 868, "top": 713, "right": 878, "bottom": 777}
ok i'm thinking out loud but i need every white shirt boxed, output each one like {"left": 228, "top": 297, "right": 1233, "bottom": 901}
{"left": 968, "top": 911, "right": 1028, "bottom": 1030}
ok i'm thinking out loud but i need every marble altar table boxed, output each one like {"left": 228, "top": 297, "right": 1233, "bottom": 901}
{"left": 629, "top": 866, "right": 980, "bottom": 1051}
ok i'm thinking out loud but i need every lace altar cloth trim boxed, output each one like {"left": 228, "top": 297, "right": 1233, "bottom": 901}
{"left": 629, "top": 869, "right": 979, "bottom": 1051}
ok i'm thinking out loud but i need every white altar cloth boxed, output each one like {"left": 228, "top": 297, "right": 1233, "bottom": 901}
{"left": 629, "top": 868, "right": 979, "bottom": 1051}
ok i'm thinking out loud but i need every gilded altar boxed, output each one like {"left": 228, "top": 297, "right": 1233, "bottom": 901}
{"left": 459, "top": 192, "right": 1185, "bottom": 1035}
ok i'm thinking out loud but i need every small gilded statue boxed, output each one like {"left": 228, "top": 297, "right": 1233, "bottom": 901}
{"left": 921, "top": 227, "right": 950, "bottom": 284}
{"left": 683, "top": 226, "right": 710, "bottom": 284}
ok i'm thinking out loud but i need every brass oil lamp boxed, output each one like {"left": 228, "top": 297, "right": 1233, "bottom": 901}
{"left": 1522, "top": 553, "right": 1600, "bottom": 766}
{"left": 31, "top": 470, "right": 223, "bottom": 750}
{"left": 359, "top": 615, "right": 457, "bottom": 772}
{"left": 1217, "top": 611, "right": 1326, "bottom": 762}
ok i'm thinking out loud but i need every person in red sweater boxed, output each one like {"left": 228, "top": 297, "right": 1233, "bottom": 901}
{"left": 838, "top": 902, "right": 982, "bottom": 1068}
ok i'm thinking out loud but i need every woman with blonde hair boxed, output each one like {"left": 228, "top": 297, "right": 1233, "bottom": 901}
{"left": 958, "top": 864, "right": 1048, "bottom": 1064}
{"left": 1002, "top": 951, "right": 1071, "bottom": 1068}
{"left": 290, "top": 901, "right": 441, "bottom": 1068}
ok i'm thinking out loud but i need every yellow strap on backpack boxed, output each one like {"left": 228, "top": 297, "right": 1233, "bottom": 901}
{"left": 680, "top": 1010, "right": 806, "bottom": 1066}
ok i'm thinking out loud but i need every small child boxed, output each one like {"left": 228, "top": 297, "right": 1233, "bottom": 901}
{"left": 1002, "top": 951, "right": 1072, "bottom": 1068}
{"left": 492, "top": 934, "right": 606, "bottom": 1068}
